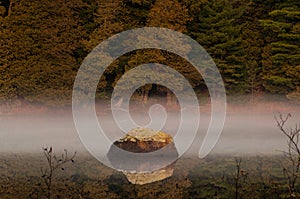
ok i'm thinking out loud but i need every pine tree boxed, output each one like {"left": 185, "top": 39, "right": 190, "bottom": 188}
{"left": 260, "top": 0, "right": 300, "bottom": 94}
{"left": 239, "top": 0, "right": 270, "bottom": 100}
{"left": 189, "top": 0, "right": 249, "bottom": 94}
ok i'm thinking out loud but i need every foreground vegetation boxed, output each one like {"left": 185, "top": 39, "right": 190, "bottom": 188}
{"left": 0, "top": 153, "right": 299, "bottom": 199}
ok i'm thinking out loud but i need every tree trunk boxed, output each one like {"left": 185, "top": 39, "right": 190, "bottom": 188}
{"left": 143, "top": 90, "right": 149, "bottom": 104}
{"left": 8, "top": 0, "right": 13, "bottom": 17}
{"left": 166, "top": 90, "right": 172, "bottom": 107}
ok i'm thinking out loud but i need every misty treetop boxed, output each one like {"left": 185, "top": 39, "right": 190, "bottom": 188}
{"left": 0, "top": 0, "right": 299, "bottom": 106}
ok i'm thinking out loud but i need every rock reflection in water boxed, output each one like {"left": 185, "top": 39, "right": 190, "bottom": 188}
{"left": 107, "top": 127, "right": 178, "bottom": 185}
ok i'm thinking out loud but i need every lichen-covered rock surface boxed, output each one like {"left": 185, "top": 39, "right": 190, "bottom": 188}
{"left": 115, "top": 127, "right": 174, "bottom": 153}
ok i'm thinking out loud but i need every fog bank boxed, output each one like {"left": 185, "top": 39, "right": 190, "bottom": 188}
{"left": 0, "top": 103, "right": 299, "bottom": 156}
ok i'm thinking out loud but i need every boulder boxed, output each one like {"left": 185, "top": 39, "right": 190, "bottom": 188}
{"left": 114, "top": 127, "right": 174, "bottom": 153}
{"left": 107, "top": 127, "right": 178, "bottom": 184}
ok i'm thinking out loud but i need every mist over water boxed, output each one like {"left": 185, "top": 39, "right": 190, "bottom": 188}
{"left": 0, "top": 103, "right": 299, "bottom": 156}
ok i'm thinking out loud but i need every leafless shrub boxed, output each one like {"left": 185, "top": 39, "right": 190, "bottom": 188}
{"left": 233, "top": 157, "right": 248, "bottom": 199}
{"left": 275, "top": 113, "right": 300, "bottom": 198}
{"left": 40, "top": 147, "right": 76, "bottom": 199}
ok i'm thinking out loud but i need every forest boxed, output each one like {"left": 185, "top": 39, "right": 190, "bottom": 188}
{"left": 0, "top": 0, "right": 299, "bottom": 106}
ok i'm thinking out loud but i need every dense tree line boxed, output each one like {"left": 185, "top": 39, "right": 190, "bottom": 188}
{"left": 0, "top": 0, "right": 299, "bottom": 106}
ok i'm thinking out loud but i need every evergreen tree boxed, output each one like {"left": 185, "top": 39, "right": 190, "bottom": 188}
{"left": 260, "top": 0, "right": 300, "bottom": 94}
{"left": 239, "top": 0, "right": 269, "bottom": 97}
{"left": 189, "top": 0, "right": 249, "bottom": 94}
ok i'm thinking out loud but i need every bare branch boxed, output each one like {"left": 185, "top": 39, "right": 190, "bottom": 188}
{"left": 276, "top": 113, "right": 300, "bottom": 198}
{"left": 40, "top": 147, "right": 76, "bottom": 199}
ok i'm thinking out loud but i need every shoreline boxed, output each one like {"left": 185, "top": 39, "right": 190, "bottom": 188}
{"left": 1, "top": 97, "right": 299, "bottom": 116}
